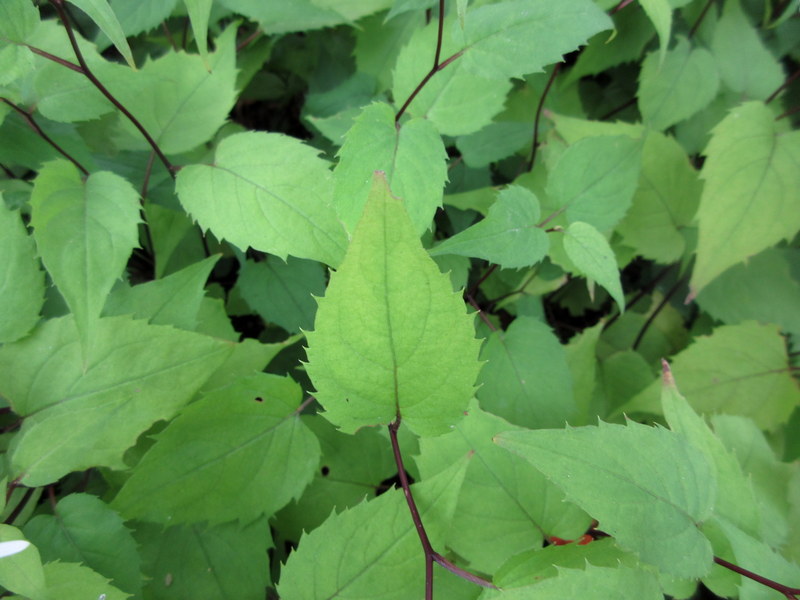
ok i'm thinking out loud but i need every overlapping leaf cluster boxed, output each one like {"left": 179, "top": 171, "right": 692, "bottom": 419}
{"left": 0, "top": 0, "right": 798, "bottom": 598}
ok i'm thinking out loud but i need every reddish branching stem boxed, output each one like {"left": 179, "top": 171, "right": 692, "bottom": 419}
{"left": 522, "top": 62, "right": 562, "bottom": 174}
{"left": 689, "top": 0, "right": 716, "bottom": 39}
{"left": 0, "top": 97, "right": 89, "bottom": 176}
{"left": 47, "top": 0, "right": 175, "bottom": 179}
{"left": 714, "top": 556, "right": 800, "bottom": 599}
{"left": 395, "top": 1, "right": 463, "bottom": 123}
{"left": 388, "top": 419, "right": 496, "bottom": 599}
{"left": 767, "top": 66, "right": 800, "bottom": 105}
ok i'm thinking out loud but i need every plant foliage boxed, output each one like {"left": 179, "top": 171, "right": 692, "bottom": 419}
{"left": 0, "top": 0, "right": 799, "bottom": 598}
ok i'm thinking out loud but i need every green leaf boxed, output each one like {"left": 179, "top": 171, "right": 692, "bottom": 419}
{"left": 430, "top": 186, "right": 549, "bottom": 269}
{"left": 30, "top": 160, "right": 140, "bottom": 353}
{"left": 458, "top": 0, "right": 612, "bottom": 80}
{"left": 689, "top": 102, "right": 800, "bottom": 296}
{"left": 103, "top": 255, "right": 220, "bottom": 331}
{"left": 696, "top": 248, "right": 800, "bottom": 336}
{"left": 545, "top": 135, "right": 642, "bottom": 232}
{"left": 392, "top": 17, "right": 512, "bottom": 136}
{"left": 112, "top": 374, "right": 320, "bottom": 525}
{"left": 456, "top": 121, "right": 533, "bottom": 168}
{"left": 639, "top": 0, "right": 672, "bottom": 61}
{"left": 333, "top": 102, "right": 447, "bottom": 235}
{"left": 216, "top": 0, "right": 347, "bottom": 34}
{"left": 0, "top": 201, "right": 44, "bottom": 343}
{"left": 495, "top": 420, "right": 716, "bottom": 578}
{"left": 24, "top": 493, "right": 141, "bottom": 597}
{"left": 112, "top": 25, "right": 238, "bottom": 154}
{"left": 305, "top": 172, "right": 481, "bottom": 436}
{"left": 616, "top": 131, "right": 701, "bottom": 263}
{"left": 710, "top": 0, "right": 785, "bottom": 100}
{"left": 627, "top": 322, "right": 800, "bottom": 431}
{"left": 477, "top": 316, "right": 575, "bottom": 429}
{"left": 277, "top": 456, "right": 468, "bottom": 599}
{"left": 562, "top": 221, "right": 625, "bottom": 312}
{"left": 66, "top": 0, "right": 136, "bottom": 69}
{"left": 105, "top": 0, "right": 177, "bottom": 38}
{"left": 134, "top": 518, "right": 271, "bottom": 600}
{"left": 638, "top": 36, "right": 719, "bottom": 131}
{"left": 661, "top": 364, "right": 761, "bottom": 538}
{"left": 0, "top": 0, "right": 40, "bottom": 42}
{"left": 310, "top": 0, "right": 393, "bottom": 21}
{"left": 236, "top": 256, "right": 326, "bottom": 334}
{"left": 40, "top": 562, "right": 127, "bottom": 600}
{"left": 182, "top": 0, "right": 213, "bottom": 65}
{"left": 176, "top": 131, "right": 348, "bottom": 267}
{"left": 0, "top": 525, "right": 45, "bottom": 599}
{"left": 417, "top": 402, "right": 590, "bottom": 573}
{"left": 483, "top": 564, "right": 662, "bottom": 600}
{"left": 0, "top": 315, "right": 232, "bottom": 485}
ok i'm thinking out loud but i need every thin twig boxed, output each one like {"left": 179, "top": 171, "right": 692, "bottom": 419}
{"left": 604, "top": 263, "right": 676, "bottom": 330}
{"left": 632, "top": 275, "right": 685, "bottom": 350}
{"left": 776, "top": 105, "right": 800, "bottom": 120}
{"left": 467, "top": 264, "right": 498, "bottom": 299}
{"left": 161, "top": 21, "right": 178, "bottom": 51}
{"left": 433, "top": 0, "right": 445, "bottom": 68}
{"left": 766, "top": 66, "right": 800, "bottom": 104}
{"left": 0, "top": 97, "right": 89, "bottom": 176}
{"left": 714, "top": 556, "right": 800, "bottom": 599}
{"left": 25, "top": 44, "right": 82, "bottom": 72}
{"left": 689, "top": 0, "right": 716, "bottom": 39}
{"left": 48, "top": 0, "right": 175, "bottom": 179}
{"left": 521, "top": 62, "right": 562, "bottom": 175}
{"left": 237, "top": 28, "right": 263, "bottom": 52}
{"left": 599, "top": 97, "right": 637, "bottom": 121}
{"left": 610, "top": 0, "right": 635, "bottom": 14}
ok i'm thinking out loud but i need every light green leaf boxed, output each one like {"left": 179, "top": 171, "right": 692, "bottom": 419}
{"left": 0, "top": 0, "right": 40, "bottom": 42}
{"left": 217, "top": 0, "right": 346, "bottom": 34}
{"left": 105, "top": 0, "right": 177, "bottom": 38}
{"left": 495, "top": 420, "right": 716, "bottom": 578}
{"left": 711, "top": 0, "right": 785, "bottom": 100}
{"left": 545, "top": 135, "right": 642, "bottom": 232}
{"left": 183, "top": 0, "right": 213, "bottom": 65}
{"left": 134, "top": 518, "right": 271, "bottom": 600}
{"left": 24, "top": 494, "right": 141, "bottom": 597}
{"left": 103, "top": 255, "right": 220, "bottom": 331}
{"left": 477, "top": 316, "right": 575, "bottom": 429}
{"left": 638, "top": 36, "right": 719, "bottom": 131}
{"left": 0, "top": 201, "right": 44, "bottom": 343}
{"left": 237, "top": 256, "right": 326, "bottom": 333}
{"left": 456, "top": 121, "right": 533, "bottom": 168}
{"left": 689, "top": 102, "right": 800, "bottom": 296}
{"left": 30, "top": 160, "right": 140, "bottom": 353}
{"left": 278, "top": 456, "right": 468, "bottom": 599}
{"left": 616, "top": 131, "right": 701, "bottom": 263}
{"left": 333, "top": 102, "right": 447, "bottom": 235}
{"left": 67, "top": 0, "right": 136, "bottom": 69}
{"left": 306, "top": 173, "right": 481, "bottom": 436}
{"left": 0, "top": 315, "right": 232, "bottom": 485}
{"left": 417, "top": 402, "right": 590, "bottom": 573}
{"left": 566, "top": 322, "right": 603, "bottom": 424}
{"left": 0, "top": 525, "right": 45, "bottom": 599}
{"left": 392, "top": 17, "right": 511, "bottom": 136}
{"left": 176, "top": 131, "right": 348, "bottom": 267}
{"left": 112, "top": 374, "right": 320, "bottom": 525}
{"left": 562, "top": 221, "right": 625, "bottom": 312}
{"left": 627, "top": 322, "right": 800, "bottom": 431}
{"left": 661, "top": 364, "right": 761, "bottom": 537}
{"left": 639, "top": 0, "right": 672, "bottom": 61}
{"left": 41, "top": 561, "right": 127, "bottom": 600}
{"left": 459, "top": 0, "right": 612, "bottom": 80}
{"left": 112, "top": 25, "right": 238, "bottom": 154}
{"left": 310, "top": 0, "right": 393, "bottom": 21}
{"left": 696, "top": 248, "right": 800, "bottom": 337}
{"left": 482, "top": 564, "right": 662, "bottom": 600}
{"left": 430, "top": 186, "right": 549, "bottom": 269}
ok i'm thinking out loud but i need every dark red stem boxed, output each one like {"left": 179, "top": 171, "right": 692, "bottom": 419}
{"left": 522, "top": 62, "right": 562, "bottom": 174}
{"left": 689, "top": 0, "right": 716, "bottom": 39}
{"left": 714, "top": 556, "right": 800, "bottom": 599}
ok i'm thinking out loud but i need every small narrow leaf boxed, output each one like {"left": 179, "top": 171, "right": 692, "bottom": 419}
{"left": 183, "top": 0, "right": 213, "bottom": 65}
{"left": 112, "top": 374, "right": 320, "bottom": 525}
{"left": 333, "top": 102, "right": 447, "bottom": 235}
{"left": 429, "top": 185, "right": 549, "bottom": 269}
{"left": 562, "top": 221, "right": 625, "bottom": 312}
{"left": 690, "top": 101, "right": 800, "bottom": 296}
{"left": 0, "top": 201, "right": 44, "bottom": 343}
{"left": 306, "top": 172, "right": 481, "bottom": 436}
{"left": 30, "top": 160, "right": 140, "bottom": 353}
{"left": 639, "top": 0, "right": 672, "bottom": 61}
{"left": 66, "top": 0, "right": 136, "bottom": 68}
{"left": 496, "top": 421, "right": 716, "bottom": 578}
{"left": 176, "top": 131, "right": 348, "bottom": 267}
